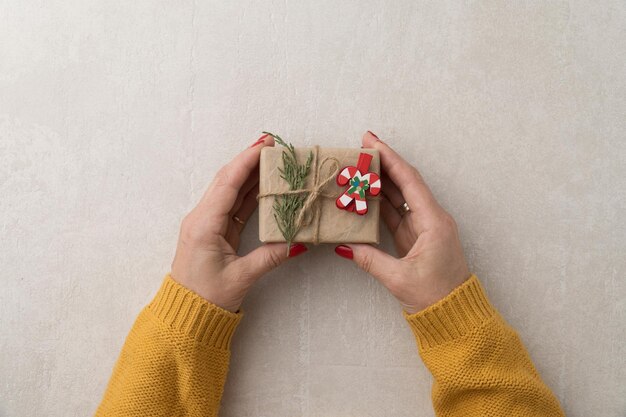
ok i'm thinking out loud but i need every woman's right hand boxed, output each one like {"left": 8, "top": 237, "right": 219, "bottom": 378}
{"left": 334, "top": 131, "right": 471, "bottom": 314}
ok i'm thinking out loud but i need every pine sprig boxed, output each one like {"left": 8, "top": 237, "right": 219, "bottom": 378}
{"left": 263, "top": 132, "right": 313, "bottom": 248}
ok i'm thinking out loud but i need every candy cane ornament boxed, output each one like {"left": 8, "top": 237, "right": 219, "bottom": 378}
{"left": 335, "top": 152, "right": 381, "bottom": 215}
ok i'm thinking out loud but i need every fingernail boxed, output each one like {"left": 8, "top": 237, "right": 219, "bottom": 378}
{"left": 367, "top": 130, "right": 380, "bottom": 141}
{"left": 288, "top": 243, "right": 308, "bottom": 257}
{"left": 250, "top": 133, "right": 269, "bottom": 148}
{"left": 334, "top": 244, "right": 353, "bottom": 260}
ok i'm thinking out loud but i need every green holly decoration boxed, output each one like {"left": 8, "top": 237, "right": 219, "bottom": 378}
{"left": 347, "top": 177, "right": 370, "bottom": 199}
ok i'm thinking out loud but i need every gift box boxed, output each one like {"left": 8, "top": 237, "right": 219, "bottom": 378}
{"left": 258, "top": 134, "right": 381, "bottom": 245}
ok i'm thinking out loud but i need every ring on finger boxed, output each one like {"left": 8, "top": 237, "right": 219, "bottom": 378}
{"left": 395, "top": 202, "right": 410, "bottom": 216}
{"left": 232, "top": 215, "right": 246, "bottom": 225}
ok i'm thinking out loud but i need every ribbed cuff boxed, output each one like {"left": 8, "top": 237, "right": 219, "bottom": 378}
{"left": 403, "top": 275, "right": 496, "bottom": 351}
{"left": 147, "top": 274, "right": 243, "bottom": 350}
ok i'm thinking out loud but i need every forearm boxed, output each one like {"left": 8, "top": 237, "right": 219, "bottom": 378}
{"left": 95, "top": 275, "right": 241, "bottom": 417}
{"left": 404, "top": 275, "right": 564, "bottom": 417}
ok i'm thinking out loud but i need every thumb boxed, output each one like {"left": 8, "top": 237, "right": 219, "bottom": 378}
{"left": 237, "top": 243, "right": 308, "bottom": 281}
{"left": 335, "top": 243, "right": 400, "bottom": 286}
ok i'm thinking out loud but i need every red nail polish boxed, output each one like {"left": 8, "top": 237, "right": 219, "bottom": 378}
{"left": 367, "top": 131, "right": 380, "bottom": 141}
{"left": 334, "top": 245, "right": 353, "bottom": 260}
{"left": 288, "top": 243, "right": 308, "bottom": 257}
{"left": 250, "top": 134, "right": 269, "bottom": 148}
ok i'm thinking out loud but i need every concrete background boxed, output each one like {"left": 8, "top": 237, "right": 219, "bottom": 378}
{"left": 1, "top": 1, "right": 624, "bottom": 416}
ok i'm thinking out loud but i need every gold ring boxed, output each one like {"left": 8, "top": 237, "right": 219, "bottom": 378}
{"left": 396, "top": 202, "right": 410, "bottom": 216}
{"left": 232, "top": 215, "right": 245, "bottom": 225}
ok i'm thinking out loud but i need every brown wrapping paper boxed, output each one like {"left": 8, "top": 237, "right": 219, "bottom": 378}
{"left": 259, "top": 146, "right": 380, "bottom": 244}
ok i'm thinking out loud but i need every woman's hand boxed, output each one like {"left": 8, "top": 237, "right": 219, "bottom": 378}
{"left": 334, "top": 131, "right": 471, "bottom": 314}
{"left": 171, "top": 134, "right": 308, "bottom": 312}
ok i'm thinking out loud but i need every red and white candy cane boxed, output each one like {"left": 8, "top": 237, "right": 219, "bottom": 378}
{"left": 335, "top": 152, "right": 381, "bottom": 215}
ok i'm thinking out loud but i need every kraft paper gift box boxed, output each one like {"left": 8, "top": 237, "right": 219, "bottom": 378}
{"left": 258, "top": 144, "right": 381, "bottom": 244}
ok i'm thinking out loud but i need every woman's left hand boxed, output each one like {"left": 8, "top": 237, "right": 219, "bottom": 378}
{"left": 171, "top": 134, "right": 308, "bottom": 312}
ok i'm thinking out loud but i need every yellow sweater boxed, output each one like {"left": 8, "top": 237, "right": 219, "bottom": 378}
{"left": 95, "top": 275, "right": 565, "bottom": 416}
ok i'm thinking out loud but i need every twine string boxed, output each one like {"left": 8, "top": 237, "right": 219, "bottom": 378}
{"left": 257, "top": 145, "right": 340, "bottom": 244}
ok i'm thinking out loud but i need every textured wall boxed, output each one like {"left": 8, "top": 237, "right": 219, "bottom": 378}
{"left": 1, "top": 1, "right": 624, "bottom": 416}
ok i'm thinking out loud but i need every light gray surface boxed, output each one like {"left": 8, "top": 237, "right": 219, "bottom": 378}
{"left": 1, "top": 1, "right": 624, "bottom": 416}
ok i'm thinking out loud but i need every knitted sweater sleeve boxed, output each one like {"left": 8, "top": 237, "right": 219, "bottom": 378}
{"left": 404, "top": 275, "right": 565, "bottom": 417}
{"left": 95, "top": 275, "right": 241, "bottom": 417}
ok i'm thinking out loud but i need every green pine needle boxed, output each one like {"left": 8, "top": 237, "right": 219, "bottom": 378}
{"left": 263, "top": 132, "right": 313, "bottom": 248}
